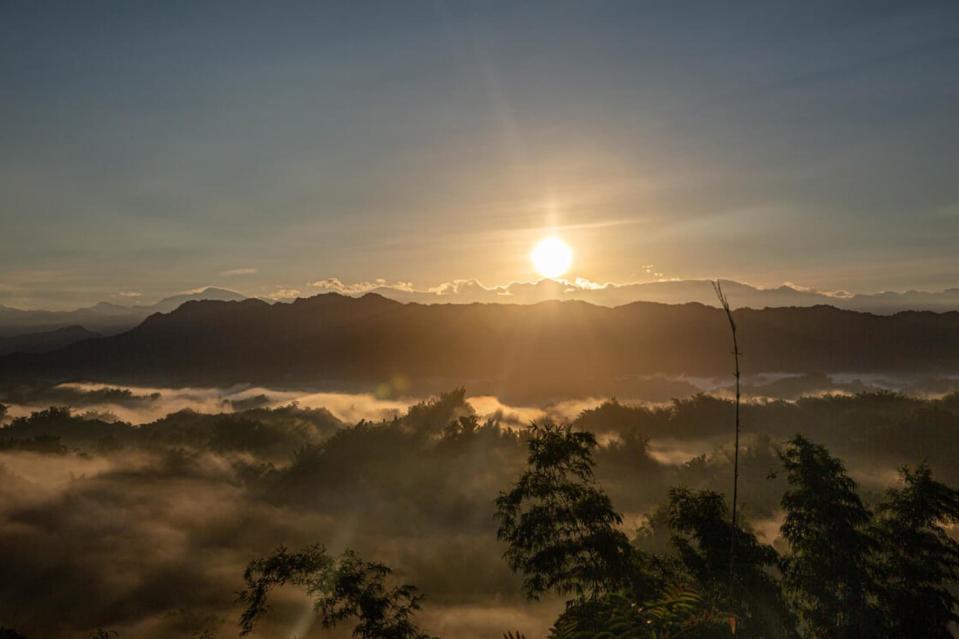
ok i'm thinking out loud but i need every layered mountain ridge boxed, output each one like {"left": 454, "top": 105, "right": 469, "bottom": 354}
{"left": 2, "top": 292, "right": 958, "bottom": 398}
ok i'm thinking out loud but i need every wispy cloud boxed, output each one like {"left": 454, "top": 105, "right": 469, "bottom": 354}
{"left": 220, "top": 267, "right": 258, "bottom": 276}
{"left": 266, "top": 288, "right": 301, "bottom": 300}
{"left": 307, "top": 275, "right": 679, "bottom": 306}
{"left": 117, "top": 291, "right": 142, "bottom": 298}
{"left": 308, "top": 278, "right": 415, "bottom": 294}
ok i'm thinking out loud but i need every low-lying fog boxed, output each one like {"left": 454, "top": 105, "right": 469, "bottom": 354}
{"left": 5, "top": 370, "right": 959, "bottom": 426}
{"left": 1, "top": 382, "right": 601, "bottom": 428}
{"left": 2, "top": 377, "right": 959, "bottom": 637}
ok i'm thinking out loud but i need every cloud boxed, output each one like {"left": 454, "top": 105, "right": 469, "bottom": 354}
{"left": 265, "top": 288, "right": 301, "bottom": 300}
{"left": 306, "top": 275, "right": 695, "bottom": 306}
{"left": 117, "top": 291, "right": 142, "bottom": 298}
{"left": 308, "top": 278, "right": 414, "bottom": 294}
{"left": 5, "top": 383, "right": 413, "bottom": 425}
{"left": 427, "top": 279, "right": 512, "bottom": 297}
{"left": 220, "top": 268, "right": 258, "bottom": 277}
{"left": 5, "top": 384, "right": 612, "bottom": 427}
{"left": 571, "top": 277, "right": 608, "bottom": 291}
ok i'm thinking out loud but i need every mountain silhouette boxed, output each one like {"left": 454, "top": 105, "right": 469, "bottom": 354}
{"left": 0, "top": 287, "right": 246, "bottom": 337}
{"left": 339, "top": 278, "right": 959, "bottom": 314}
{"left": 7, "top": 280, "right": 959, "bottom": 341}
{"left": 2, "top": 293, "right": 958, "bottom": 397}
{"left": 0, "top": 326, "right": 101, "bottom": 356}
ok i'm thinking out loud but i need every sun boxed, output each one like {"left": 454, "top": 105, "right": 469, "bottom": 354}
{"left": 531, "top": 236, "right": 573, "bottom": 279}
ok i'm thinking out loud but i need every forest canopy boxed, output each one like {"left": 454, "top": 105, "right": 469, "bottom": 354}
{"left": 1, "top": 388, "right": 959, "bottom": 636}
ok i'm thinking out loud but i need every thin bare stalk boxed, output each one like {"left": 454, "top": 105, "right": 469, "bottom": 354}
{"left": 713, "top": 280, "right": 741, "bottom": 599}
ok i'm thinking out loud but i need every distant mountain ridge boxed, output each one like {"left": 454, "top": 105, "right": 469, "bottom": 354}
{"left": 6, "top": 280, "right": 959, "bottom": 340}
{"left": 0, "top": 287, "right": 246, "bottom": 337}
{"left": 0, "top": 326, "right": 101, "bottom": 356}
{"left": 3, "top": 292, "right": 959, "bottom": 400}
{"left": 323, "top": 278, "right": 959, "bottom": 314}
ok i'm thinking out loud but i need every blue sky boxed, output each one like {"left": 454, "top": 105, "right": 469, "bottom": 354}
{"left": 2, "top": 1, "right": 958, "bottom": 308}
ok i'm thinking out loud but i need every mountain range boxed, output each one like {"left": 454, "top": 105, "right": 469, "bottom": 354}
{"left": 2, "top": 292, "right": 958, "bottom": 401}
{"left": 324, "top": 278, "right": 959, "bottom": 314}
{"left": 6, "top": 280, "right": 959, "bottom": 344}
{"left": 0, "top": 326, "right": 101, "bottom": 357}
{"left": 0, "top": 287, "right": 246, "bottom": 337}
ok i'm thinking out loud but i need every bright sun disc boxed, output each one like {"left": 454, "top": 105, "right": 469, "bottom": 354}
{"left": 531, "top": 237, "right": 573, "bottom": 279}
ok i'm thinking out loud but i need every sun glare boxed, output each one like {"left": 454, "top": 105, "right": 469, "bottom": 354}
{"left": 531, "top": 237, "right": 573, "bottom": 279}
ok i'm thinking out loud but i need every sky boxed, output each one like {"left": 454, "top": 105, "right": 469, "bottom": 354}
{"left": 2, "top": 1, "right": 958, "bottom": 309}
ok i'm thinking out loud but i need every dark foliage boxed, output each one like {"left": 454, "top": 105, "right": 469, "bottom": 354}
{"left": 779, "top": 435, "right": 880, "bottom": 638}
{"left": 874, "top": 464, "right": 959, "bottom": 638}
{"left": 5, "top": 385, "right": 959, "bottom": 636}
{"left": 666, "top": 488, "right": 797, "bottom": 638}
{"left": 550, "top": 586, "right": 733, "bottom": 639}
{"left": 495, "top": 421, "right": 635, "bottom": 600}
{"left": 238, "top": 545, "right": 433, "bottom": 639}
{"left": 0, "top": 434, "right": 69, "bottom": 454}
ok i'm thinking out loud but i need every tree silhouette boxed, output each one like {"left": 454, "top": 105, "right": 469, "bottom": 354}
{"left": 778, "top": 435, "right": 879, "bottom": 638}
{"left": 712, "top": 280, "right": 742, "bottom": 593}
{"left": 237, "top": 544, "right": 433, "bottom": 639}
{"left": 495, "top": 421, "right": 634, "bottom": 600}
{"left": 667, "top": 488, "right": 797, "bottom": 638}
{"left": 229, "top": 414, "right": 959, "bottom": 639}
{"left": 875, "top": 463, "right": 959, "bottom": 638}
{"left": 549, "top": 585, "right": 732, "bottom": 639}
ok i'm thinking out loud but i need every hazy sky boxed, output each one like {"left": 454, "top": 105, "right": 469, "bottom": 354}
{"left": 2, "top": 1, "right": 958, "bottom": 309}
